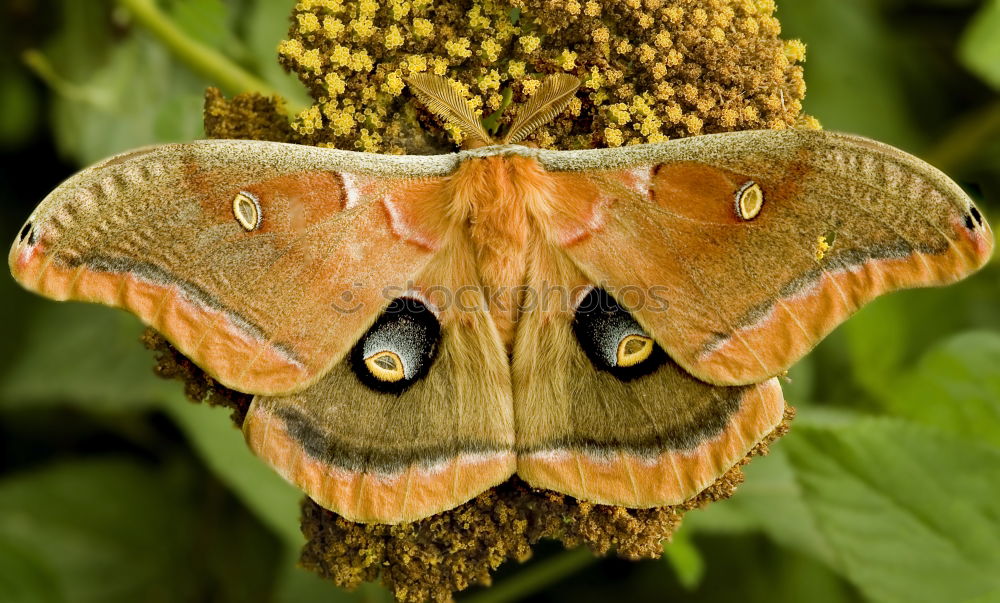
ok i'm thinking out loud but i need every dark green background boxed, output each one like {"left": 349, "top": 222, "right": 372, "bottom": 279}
{"left": 1, "top": 1, "right": 999, "bottom": 601}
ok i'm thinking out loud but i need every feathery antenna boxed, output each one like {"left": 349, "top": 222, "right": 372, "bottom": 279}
{"left": 503, "top": 74, "right": 580, "bottom": 144}
{"left": 406, "top": 73, "right": 493, "bottom": 146}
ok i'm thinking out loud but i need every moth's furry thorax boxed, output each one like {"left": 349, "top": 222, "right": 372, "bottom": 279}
{"left": 447, "top": 155, "right": 555, "bottom": 346}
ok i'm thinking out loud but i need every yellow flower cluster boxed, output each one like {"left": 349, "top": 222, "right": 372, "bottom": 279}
{"left": 278, "top": 0, "right": 809, "bottom": 152}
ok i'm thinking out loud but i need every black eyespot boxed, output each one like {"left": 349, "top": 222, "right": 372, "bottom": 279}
{"left": 971, "top": 206, "right": 983, "bottom": 226}
{"left": 572, "top": 288, "right": 666, "bottom": 381}
{"left": 964, "top": 214, "right": 976, "bottom": 230}
{"left": 350, "top": 297, "right": 440, "bottom": 394}
{"left": 18, "top": 222, "right": 33, "bottom": 244}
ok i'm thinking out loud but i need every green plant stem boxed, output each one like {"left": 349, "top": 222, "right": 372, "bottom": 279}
{"left": 115, "top": 0, "right": 302, "bottom": 114}
{"left": 482, "top": 87, "right": 514, "bottom": 135}
{"left": 462, "top": 548, "right": 597, "bottom": 603}
{"left": 925, "top": 98, "right": 1000, "bottom": 173}
{"left": 21, "top": 50, "right": 111, "bottom": 109}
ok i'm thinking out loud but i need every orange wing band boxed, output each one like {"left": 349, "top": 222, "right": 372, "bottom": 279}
{"left": 242, "top": 404, "right": 516, "bottom": 524}
{"left": 13, "top": 241, "right": 308, "bottom": 395}
{"left": 516, "top": 379, "right": 785, "bottom": 507}
{"left": 695, "top": 220, "right": 990, "bottom": 384}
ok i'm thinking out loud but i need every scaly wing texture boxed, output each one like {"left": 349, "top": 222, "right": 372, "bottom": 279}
{"left": 512, "top": 239, "right": 785, "bottom": 506}
{"left": 9, "top": 140, "right": 457, "bottom": 396}
{"left": 538, "top": 130, "right": 993, "bottom": 385}
{"left": 243, "top": 233, "right": 516, "bottom": 523}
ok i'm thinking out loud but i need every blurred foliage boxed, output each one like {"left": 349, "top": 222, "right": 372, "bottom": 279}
{"left": 1, "top": 0, "right": 999, "bottom": 602}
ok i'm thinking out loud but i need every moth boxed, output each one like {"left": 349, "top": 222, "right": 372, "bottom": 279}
{"left": 9, "top": 74, "right": 993, "bottom": 523}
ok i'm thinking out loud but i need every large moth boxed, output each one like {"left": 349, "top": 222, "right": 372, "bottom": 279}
{"left": 8, "top": 75, "right": 993, "bottom": 523}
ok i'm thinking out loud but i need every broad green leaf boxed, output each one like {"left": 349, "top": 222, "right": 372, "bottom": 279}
{"left": 0, "top": 304, "right": 306, "bottom": 550}
{"left": 153, "top": 91, "right": 207, "bottom": 142}
{"left": 35, "top": 1, "right": 206, "bottom": 164}
{"left": 842, "top": 295, "right": 911, "bottom": 400}
{"left": 0, "top": 457, "right": 281, "bottom": 603}
{"left": 800, "top": 327, "right": 879, "bottom": 411}
{"left": 886, "top": 331, "right": 1000, "bottom": 448}
{"left": 959, "top": 0, "right": 1000, "bottom": 91}
{"left": 49, "top": 31, "right": 206, "bottom": 164}
{"left": 0, "top": 302, "right": 172, "bottom": 412}
{"left": 686, "top": 444, "right": 839, "bottom": 569}
{"left": 842, "top": 268, "right": 1000, "bottom": 402}
{"left": 650, "top": 531, "right": 859, "bottom": 603}
{"left": 34, "top": 0, "right": 302, "bottom": 167}
{"left": 964, "top": 590, "right": 1000, "bottom": 603}
{"left": 777, "top": 0, "right": 926, "bottom": 149}
{"left": 0, "top": 539, "right": 61, "bottom": 603}
{"left": 784, "top": 419, "right": 1000, "bottom": 603}
{"left": 782, "top": 354, "right": 817, "bottom": 406}
{"left": 0, "top": 292, "right": 304, "bottom": 549}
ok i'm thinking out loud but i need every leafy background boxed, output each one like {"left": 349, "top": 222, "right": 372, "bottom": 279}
{"left": 1, "top": 0, "right": 999, "bottom": 601}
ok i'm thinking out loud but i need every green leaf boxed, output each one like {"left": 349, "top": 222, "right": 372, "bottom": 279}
{"left": 959, "top": 0, "right": 1000, "bottom": 92}
{"left": 49, "top": 31, "right": 206, "bottom": 164}
{"left": 0, "top": 303, "right": 173, "bottom": 412}
{"left": 886, "top": 331, "right": 1000, "bottom": 448}
{"left": 0, "top": 458, "right": 203, "bottom": 603}
{"left": 784, "top": 419, "right": 1000, "bottom": 603}
{"left": 686, "top": 444, "right": 839, "bottom": 568}
{"left": 153, "top": 90, "right": 206, "bottom": 141}
{"left": 32, "top": 1, "right": 206, "bottom": 164}
{"left": 777, "top": 0, "right": 926, "bottom": 149}
{"left": 781, "top": 354, "right": 817, "bottom": 406}
{"left": 0, "top": 539, "right": 61, "bottom": 603}
{"left": 662, "top": 527, "right": 705, "bottom": 591}
{"left": 842, "top": 295, "right": 911, "bottom": 400}
{"left": 669, "top": 532, "right": 859, "bottom": 603}
{"left": 0, "top": 457, "right": 282, "bottom": 603}
{"left": 0, "top": 296, "right": 303, "bottom": 551}
{"left": 841, "top": 268, "right": 1000, "bottom": 402}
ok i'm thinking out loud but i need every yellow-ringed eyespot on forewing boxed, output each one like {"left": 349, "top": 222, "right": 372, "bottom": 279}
{"left": 233, "top": 191, "right": 262, "bottom": 231}
{"left": 735, "top": 181, "right": 764, "bottom": 221}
